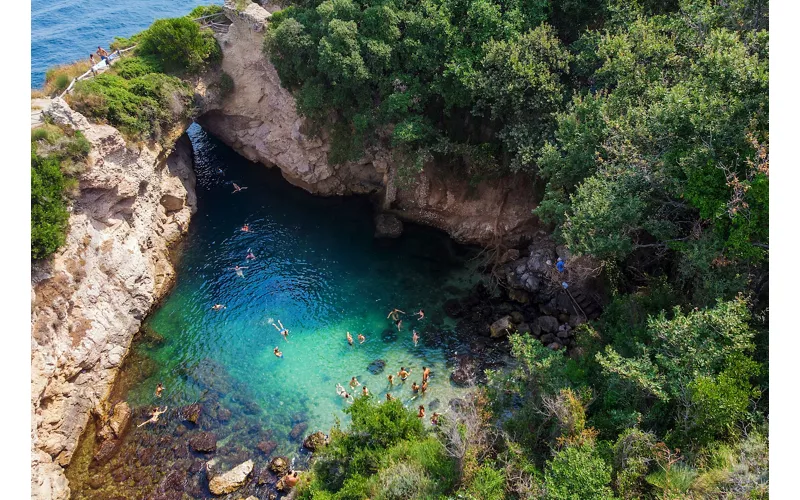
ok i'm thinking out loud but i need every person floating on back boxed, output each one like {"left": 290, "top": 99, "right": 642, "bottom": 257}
{"left": 137, "top": 406, "right": 168, "bottom": 428}
{"left": 211, "top": 304, "right": 226, "bottom": 311}
{"left": 232, "top": 183, "right": 248, "bottom": 194}
{"left": 273, "top": 347, "right": 283, "bottom": 358}
{"left": 273, "top": 320, "right": 289, "bottom": 341}
{"left": 230, "top": 265, "right": 248, "bottom": 277}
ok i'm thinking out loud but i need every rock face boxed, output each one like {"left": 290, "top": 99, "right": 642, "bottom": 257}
{"left": 31, "top": 99, "right": 196, "bottom": 500}
{"left": 197, "top": 2, "right": 538, "bottom": 246}
{"left": 208, "top": 459, "right": 253, "bottom": 495}
{"left": 374, "top": 213, "right": 403, "bottom": 238}
{"left": 302, "top": 431, "right": 328, "bottom": 452}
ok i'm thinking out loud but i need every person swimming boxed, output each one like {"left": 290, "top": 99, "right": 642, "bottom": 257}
{"left": 211, "top": 304, "right": 226, "bottom": 311}
{"left": 431, "top": 412, "right": 440, "bottom": 425}
{"left": 412, "top": 330, "right": 419, "bottom": 346}
{"left": 422, "top": 366, "right": 431, "bottom": 383}
{"left": 232, "top": 183, "right": 248, "bottom": 193}
{"left": 387, "top": 374, "right": 394, "bottom": 386}
{"left": 416, "top": 309, "right": 425, "bottom": 320}
{"left": 155, "top": 383, "right": 164, "bottom": 398}
{"left": 395, "top": 318, "right": 403, "bottom": 332}
{"left": 230, "top": 265, "right": 248, "bottom": 277}
{"left": 411, "top": 382, "right": 420, "bottom": 394}
{"left": 357, "top": 333, "right": 366, "bottom": 344}
{"left": 417, "top": 405, "right": 425, "bottom": 418}
{"left": 346, "top": 332, "right": 354, "bottom": 346}
{"left": 273, "top": 347, "right": 283, "bottom": 358}
{"left": 398, "top": 367, "right": 411, "bottom": 381}
{"left": 387, "top": 308, "right": 405, "bottom": 321}
{"left": 386, "top": 393, "right": 394, "bottom": 401}
{"left": 217, "top": 167, "right": 225, "bottom": 175}
{"left": 272, "top": 320, "right": 289, "bottom": 341}
{"left": 349, "top": 376, "right": 360, "bottom": 389}
{"left": 241, "top": 224, "right": 250, "bottom": 232}
{"left": 362, "top": 386, "right": 369, "bottom": 396}
{"left": 336, "top": 383, "right": 347, "bottom": 397}
{"left": 246, "top": 248, "right": 256, "bottom": 260}
{"left": 137, "top": 406, "right": 168, "bottom": 428}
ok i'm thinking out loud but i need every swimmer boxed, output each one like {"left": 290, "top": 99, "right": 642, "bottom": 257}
{"left": 357, "top": 333, "right": 366, "bottom": 344}
{"left": 155, "top": 383, "right": 164, "bottom": 398}
{"left": 211, "top": 304, "right": 226, "bottom": 311}
{"left": 272, "top": 320, "right": 289, "bottom": 341}
{"left": 349, "top": 376, "right": 360, "bottom": 389}
{"left": 386, "top": 393, "right": 393, "bottom": 401}
{"left": 246, "top": 248, "right": 256, "bottom": 260}
{"left": 421, "top": 380, "right": 428, "bottom": 395}
{"left": 386, "top": 308, "right": 405, "bottom": 322}
{"left": 422, "top": 366, "right": 431, "bottom": 383}
{"left": 346, "top": 331, "right": 354, "bottom": 346}
{"left": 273, "top": 347, "right": 283, "bottom": 358}
{"left": 411, "top": 382, "right": 419, "bottom": 394}
{"left": 412, "top": 330, "right": 419, "bottom": 346}
{"left": 395, "top": 319, "right": 403, "bottom": 332}
{"left": 336, "top": 383, "right": 346, "bottom": 397}
{"left": 137, "top": 406, "right": 168, "bottom": 428}
{"left": 398, "top": 367, "right": 411, "bottom": 381}
{"left": 232, "top": 183, "right": 248, "bottom": 193}
{"left": 416, "top": 309, "right": 425, "bottom": 320}
{"left": 241, "top": 224, "right": 250, "bottom": 232}
{"left": 362, "top": 386, "right": 369, "bottom": 396}
{"left": 217, "top": 167, "right": 225, "bottom": 175}
{"left": 387, "top": 374, "right": 394, "bottom": 386}
{"left": 417, "top": 405, "right": 425, "bottom": 418}
{"left": 229, "top": 265, "right": 249, "bottom": 277}
{"left": 343, "top": 393, "right": 353, "bottom": 404}
{"left": 431, "top": 412, "right": 440, "bottom": 426}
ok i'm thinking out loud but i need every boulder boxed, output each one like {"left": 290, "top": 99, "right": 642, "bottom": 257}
{"left": 537, "top": 316, "right": 560, "bottom": 334}
{"left": 510, "top": 311, "right": 525, "bottom": 324}
{"left": 508, "top": 288, "right": 529, "bottom": 304}
{"left": 108, "top": 402, "right": 131, "bottom": 438}
{"left": 174, "top": 424, "right": 187, "bottom": 437}
{"left": 367, "top": 359, "right": 386, "bottom": 375}
{"left": 188, "top": 432, "right": 217, "bottom": 453}
{"left": 92, "top": 438, "right": 120, "bottom": 465}
{"left": 181, "top": 403, "right": 201, "bottom": 425}
{"left": 540, "top": 333, "right": 556, "bottom": 344}
{"left": 257, "top": 440, "right": 278, "bottom": 457}
{"left": 289, "top": 422, "right": 308, "bottom": 441}
{"left": 303, "top": 431, "right": 328, "bottom": 451}
{"left": 208, "top": 459, "right": 253, "bottom": 496}
{"left": 450, "top": 355, "right": 477, "bottom": 387}
{"left": 217, "top": 408, "right": 232, "bottom": 422}
{"left": 374, "top": 213, "right": 403, "bottom": 238}
{"left": 516, "top": 323, "right": 531, "bottom": 335}
{"left": 489, "top": 316, "right": 513, "bottom": 338}
{"left": 269, "top": 456, "right": 290, "bottom": 476}
{"left": 547, "top": 342, "right": 563, "bottom": 351}
{"left": 499, "top": 248, "right": 521, "bottom": 264}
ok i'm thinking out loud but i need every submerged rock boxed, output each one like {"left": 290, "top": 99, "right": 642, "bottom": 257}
{"left": 217, "top": 407, "right": 232, "bottom": 422}
{"left": 208, "top": 459, "right": 253, "bottom": 495}
{"left": 188, "top": 432, "right": 217, "bottom": 453}
{"left": 257, "top": 440, "right": 278, "bottom": 457}
{"left": 92, "top": 438, "right": 120, "bottom": 466}
{"left": 367, "top": 359, "right": 386, "bottom": 374}
{"left": 289, "top": 422, "right": 308, "bottom": 441}
{"left": 269, "top": 456, "right": 290, "bottom": 476}
{"left": 181, "top": 403, "right": 201, "bottom": 425}
{"left": 450, "top": 355, "right": 477, "bottom": 387}
{"left": 303, "top": 431, "right": 329, "bottom": 451}
{"left": 374, "top": 213, "right": 403, "bottom": 238}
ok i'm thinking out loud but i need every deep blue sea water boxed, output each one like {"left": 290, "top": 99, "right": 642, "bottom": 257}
{"left": 31, "top": 0, "right": 222, "bottom": 88}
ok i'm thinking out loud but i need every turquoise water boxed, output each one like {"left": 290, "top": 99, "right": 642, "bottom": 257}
{"left": 65, "top": 124, "right": 485, "bottom": 497}
{"left": 31, "top": 0, "right": 222, "bottom": 87}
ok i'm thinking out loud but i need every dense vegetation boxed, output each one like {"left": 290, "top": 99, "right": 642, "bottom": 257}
{"left": 267, "top": 0, "right": 770, "bottom": 497}
{"left": 31, "top": 124, "right": 91, "bottom": 259}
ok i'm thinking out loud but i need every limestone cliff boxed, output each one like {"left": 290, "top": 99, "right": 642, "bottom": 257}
{"left": 30, "top": 100, "right": 196, "bottom": 500}
{"left": 198, "top": 0, "right": 538, "bottom": 246}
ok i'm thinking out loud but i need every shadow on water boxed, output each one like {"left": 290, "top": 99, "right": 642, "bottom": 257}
{"left": 66, "top": 123, "right": 497, "bottom": 499}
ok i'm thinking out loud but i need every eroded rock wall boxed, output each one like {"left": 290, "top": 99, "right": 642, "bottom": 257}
{"left": 30, "top": 100, "right": 196, "bottom": 500}
{"left": 198, "top": 1, "right": 538, "bottom": 246}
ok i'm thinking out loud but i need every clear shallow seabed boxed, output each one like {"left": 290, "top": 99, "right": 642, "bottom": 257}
{"left": 31, "top": 0, "right": 222, "bottom": 88}
{"left": 66, "top": 125, "right": 486, "bottom": 498}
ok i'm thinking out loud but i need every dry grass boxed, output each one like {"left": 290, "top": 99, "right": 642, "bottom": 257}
{"left": 42, "top": 59, "right": 94, "bottom": 96}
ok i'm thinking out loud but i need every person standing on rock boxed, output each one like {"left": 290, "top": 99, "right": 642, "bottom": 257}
{"left": 137, "top": 406, "right": 168, "bottom": 428}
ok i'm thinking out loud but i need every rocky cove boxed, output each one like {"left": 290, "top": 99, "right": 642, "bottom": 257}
{"left": 31, "top": 3, "right": 602, "bottom": 499}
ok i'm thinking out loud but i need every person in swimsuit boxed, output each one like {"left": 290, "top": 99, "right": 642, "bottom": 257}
{"left": 362, "top": 386, "right": 369, "bottom": 396}
{"left": 395, "top": 318, "right": 403, "bottom": 332}
{"left": 347, "top": 332, "right": 354, "bottom": 346}
{"left": 422, "top": 366, "right": 431, "bottom": 383}
{"left": 155, "top": 383, "right": 164, "bottom": 398}
{"left": 211, "top": 304, "right": 226, "bottom": 311}
{"left": 417, "top": 405, "right": 425, "bottom": 418}
{"left": 273, "top": 347, "right": 283, "bottom": 358}
{"left": 357, "top": 333, "right": 366, "bottom": 344}
{"left": 272, "top": 320, "right": 289, "bottom": 341}
{"left": 387, "top": 374, "right": 394, "bottom": 386}
{"left": 241, "top": 224, "right": 250, "bottom": 232}
{"left": 230, "top": 265, "right": 248, "bottom": 277}
{"left": 398, "top": 367, "right": 411, "bottom": 381}
{"left": 137, "top": 406, "right": 168, "bottom": 428}
{"left": 430, "top": 412, "right": 440, "bottom": 425}
{"left": 232, "top": 183, "right": 248, "bottom": 193}
{"left": 421, "top": 380, "right": 428, "bottom": 395}
{"left": 246, "top": 248, "right": 256, "bottom": 260}
{"left": 386, "top": 393, "right": 393, "bottom": 401}
{"left": 387, "top": 308, "right": 405, "bottom": 321}
{"left": 349, "top": 376, "right": 360, "bottom": 389}
{"left": 96, "top": 46, "right": 110, "bottom": 65}
{"left": 336, "top": 383, "right": 346, "bottom": 397}
{"left": 412, "top": 330, "right": 419, "bottom": 346}
{"left": 411, "top": 382, "right": 419, "bottom": 394}
{"left": 416, "top": 309, "right": 425, "bottom": 320}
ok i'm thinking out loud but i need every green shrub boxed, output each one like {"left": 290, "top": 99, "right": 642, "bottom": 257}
{"left": 136, "top": 17, "right": 221, "bottom": 73}
{"left": 31, "top": 146, "right": 69, "bottom": 259}
{"left": 112, "top": 56, "right": 163, "bottom": 79}
{"left": 345, "top": 396, "right": 425, "bottom": 449}
{"left": 544, "top": 445, "right": 616, "bottom": 500}
{"left": 187, "top": 4, "right": 223, "bottom": 19}
{"left": 462, "top": 464, "right": 506, "bottom": 500}
{"left": 215, "top": 71, "right": 234, "bottom": 98}
{"left": 377, "top": 462, "right": 431, "bottom": 500}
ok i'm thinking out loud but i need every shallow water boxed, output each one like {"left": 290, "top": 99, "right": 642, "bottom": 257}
{"left": 66, "top": 125, "right": 493, "bottom": 498}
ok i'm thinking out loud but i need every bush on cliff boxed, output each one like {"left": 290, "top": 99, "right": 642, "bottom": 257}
{"left": 136, "top": 17, "right": 221, "bottom": 74}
